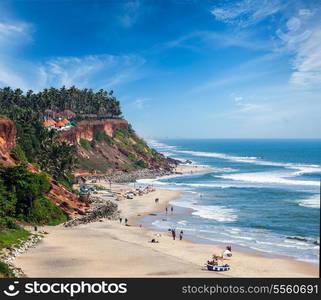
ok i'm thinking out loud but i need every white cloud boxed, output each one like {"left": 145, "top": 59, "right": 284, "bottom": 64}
{"left": 119, "top": 0, "right": 141, "bottom": 27}
{"left": 0, "top": 11, "right": 146, "bottom": 92}
{"left": 290, "top": 28, "right": 321, "bottom": 86}
{"left": 232, "top": 95, "right": 268, "bottom": 113}
{"left": 133, "top": 98, "right": 147, "bottom": 109}
{"left": 0, "top": 54, "right": 145, "bottom": 91}
{"left": 238, "top": 102, "right": 268, "bottom": 113}
{"left": 298, "top": 9, "right": 314, "bottom": 17}
{"left": 0, "top": 20, "right": 32, "bottom": 49}
{"left": 211, "top": 0, "right": 321, "bottom": 88}
{"left": 286, "top": 17, "right": 301, "bottom": 31}
{"left": 275, "top": 8, "right": 321, "bottom": 87}
{"left": 211, "top": 0, "right": 286, "bottom": 27}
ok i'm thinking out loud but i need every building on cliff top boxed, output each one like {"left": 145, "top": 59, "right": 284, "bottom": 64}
{"left": 43, "top": 119, "right": 56, "bottom": 129}
{"left": 44, "top": 118, "right": 72, "bottom": 130}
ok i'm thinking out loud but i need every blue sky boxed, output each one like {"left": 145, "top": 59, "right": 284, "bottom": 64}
{"left": 0, "top": 0, "right": 320, "bottom": 138}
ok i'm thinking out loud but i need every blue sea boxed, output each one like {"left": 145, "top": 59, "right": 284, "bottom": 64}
{"left": 138, "top": 139, "right": 320, "bottom": 265}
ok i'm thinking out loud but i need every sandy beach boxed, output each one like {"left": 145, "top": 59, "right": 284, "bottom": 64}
{"left": 14, "top": 174, "right": 319, "bottom": 278}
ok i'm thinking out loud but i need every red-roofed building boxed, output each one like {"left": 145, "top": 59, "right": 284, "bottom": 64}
{"left": 43, "top": 119, "right": 56, "bottom": 129}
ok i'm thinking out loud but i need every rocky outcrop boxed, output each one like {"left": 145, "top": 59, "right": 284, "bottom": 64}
{"left": 64, "top": 199, "right": 119, "bottom": 227}
{"left": 0, "top": 117, "right": 16, "bottom": 166}
{"left": 77, "top": 168, "right": 173, "bottom": 184}
{"left": 0, "top": 234, "right": 43, "bottom": 278}
{"left": 60, "top": 119, "right": 128, "bottom": 144}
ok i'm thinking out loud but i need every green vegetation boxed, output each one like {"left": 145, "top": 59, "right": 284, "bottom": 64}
{"left": 0, "top": 261, "right": 15, "bottom": 278}
{"left": 38, "top": 130, "right": 77, "bottom": 189}
{"left": 0, "top": 227, "right": 30, "bottom": 249}
{"left": 0, "top": 165, "right": 67, "bottom": 226}
{"left": 0, "top": 165, "right": 67, "bottom": 277}
{"left": 10, "top": 145, "right": 28, "bottom": 163}
{"left": 112, "top": 128, "right": 155, "bottom": 169}
{"left": 0, "top": 221, "right": 31, "bottom": 278}
{"left": 93, "top": 131, "right": 113, "bottom": 145}
{"left": 92, "top": 185, "right": 107, "bottom": 190}
{"left": 78, "top": 157, "right": 114, "bottom": 173}
{"left": 0, "top": 86, "right": 122, "bottom": 120}
{"left": 0, "top": 86, "right": 130, "bottom": 277}
{"left": 135, "top": 159, "right": 148, "bottom": 168}
{"left": 79, "top": 138, "right": 91, "bottom": 150}
{"left": 0, "top": 85, "right": 123, "bottom": 188}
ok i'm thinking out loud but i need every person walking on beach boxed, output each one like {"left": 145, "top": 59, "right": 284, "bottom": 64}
{"left": 170, "top": 206, "right": 174, "bottom": 215}
{"left": 171, "top": 229, "right": 176, "bottom": 240}
{"left": 179, "top": 230, "right": 183, "bottom": 240}
{"left": 165, "top": 207, "right": 168, "bottom": 215}
{"left": 119, "top": 217, "right": 122, "bottom": 224}
{"left": 125, "top": 218, "right": 128, "bottom": 226}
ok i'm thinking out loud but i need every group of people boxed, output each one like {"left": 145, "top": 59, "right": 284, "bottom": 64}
{"left": 119, "top": 217, "right": 128, "bottom": 226}
{"left": 169, "top": 228, "right": 184, "bottom": 240}
{"left": 207, "top": 246, "right": 232, "bottom": 266}
{"left": 165, "top": 206, "right": 174, "bottom": 215}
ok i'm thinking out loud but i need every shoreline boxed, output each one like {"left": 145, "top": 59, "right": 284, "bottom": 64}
{"left": 136, "top": 165, "right": 320, "bottom": 267}
{"left": 13, "top": 171, "right": 319, "bottom": 277}
{"left": 139, "top": 192, "right": 319, "bottom": 267}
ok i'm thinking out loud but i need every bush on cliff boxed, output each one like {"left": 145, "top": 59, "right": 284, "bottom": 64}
{"left": 0, "top": 165, "right": 66, "bottom": 226}
{"left": 93, "top": 131, "right": 113, "bottom": 146}
{"left": 79, "top": 138, "right": 91, "bottom": 150}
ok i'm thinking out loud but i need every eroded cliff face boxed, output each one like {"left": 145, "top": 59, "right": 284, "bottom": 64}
{"left": 47, "top": 180, "right": 89, "bottom": 217}
{"left": 59, "top": 119, "right": 173, "bottom": 173}
{"left": 60, "top": 119, "right": 129, "bottom": 144}
{"left": 0, "top": 118, "right": 86, "bottom": 217}
{"left": 0, "top": 118, "right": 16, "bottom": 166}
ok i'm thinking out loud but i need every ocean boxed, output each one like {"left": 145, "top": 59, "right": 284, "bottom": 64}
{"left": 138, "top": 139, "right": 320, "bottom": 265}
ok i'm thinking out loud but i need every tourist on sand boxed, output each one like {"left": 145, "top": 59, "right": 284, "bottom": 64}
{"left": 171, "top": 206, "right": 174, "bottom": 215}
{"left": 171, "top": 229, "right": 176, "bottom": 240}
{"left": 119, "top": 217, "right": 122, "bottom": 224}
{"left": 211, "top": 246, "right": 232, "bottom": 263}
{"left": 179, "top": 230, "right": 183, "bottom": 240}
{"left": 222, "top": 246, "right": 232, "bottom": 258}
{"left": 125, "top": 218, "right": 128, "bottom": 226}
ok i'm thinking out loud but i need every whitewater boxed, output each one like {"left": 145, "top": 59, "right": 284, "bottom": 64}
{"left": 140, "top": 139, "right": 320, "bottom": 265}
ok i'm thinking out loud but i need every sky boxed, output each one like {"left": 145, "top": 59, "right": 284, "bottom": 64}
{"left": 0, "top": 0, "right": 320, "bottom": 139}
